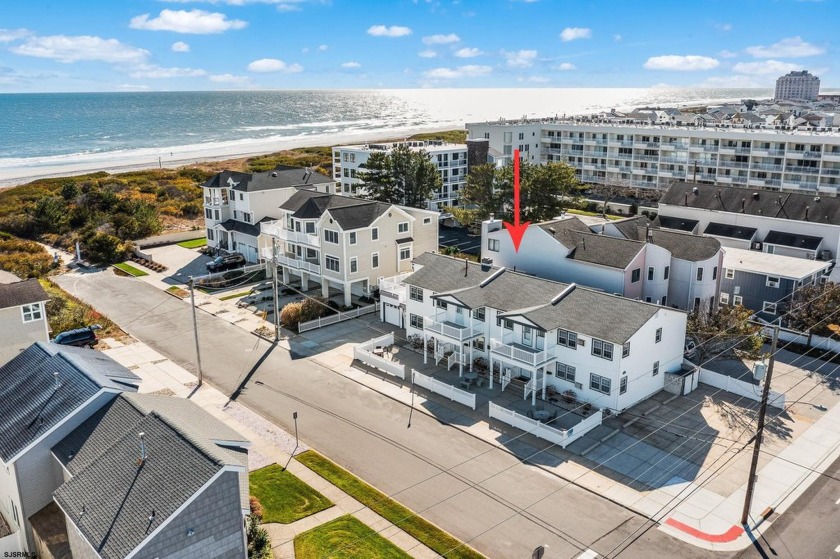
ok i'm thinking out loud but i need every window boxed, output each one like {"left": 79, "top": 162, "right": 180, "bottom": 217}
{"left": 733, "top": 295, "right": 743, "bottom": 305}
{"left": 398, "top": 222, "right": 409, "bottom": 234}
{"left": 655, "top": 327, "right": 662, "bottom": 343}
{"left": 499, "top": 318, "right": 513, "bottom": 330}
{"left": 720, "top": 292, "right": 730, "bottom": 305}
{"left": 590, "top": 373, "right": 611, "bottom": 395}
{"left": 766, "top": 276, "right": 780, "bottom": 288}
{"left": 725, "top": 268, "right": 735, "bottom": 279}
{"left": 239, "top": 192, "right": 243, "bottom": 201}
{"left": 518, "top": 132, "right": 524, "bottom": 140}
{"left": 399, "top": 246, "right": 411, "bottom": 260}
{"left": 324, "top": 230, "right": 339, "bottom": 244}
{"left": 694, "top": 297, "right": 701, "bottom": 311}
{"left": 204, "top": 208, "right": 212, "bottom": 219}
{"left": 325, "top": 256, "right": 340, "bottom": 272}
{"left": 22, "top": 303, "right": 43, "bottom": 323}
{"left": 763, "top": 301, "right": 777, "bottom": 315}
{"left": 424, "top": 217, "right": 432, "bottom": 224}
{"left": 472, "top": 337, "right": 486, "bottom": 351}
{"left": 410, "top": 314, "right": 424, "bottom": 329}
{"left": 409, "top": 286, "right": 423, "bottom": 302}
{"left": 620, "top": 376, "right": 628, "bottom": 394}
{"left": 557, "top": 329, "right": 577, "bottom": 348}
{"left": 592, "top": 339, "right": 614, "bottom": 360}
{"left": 664, "top": 266, "right": 670, "bottom": 280}
{"left": 631, "top": 268, "right": 641, "bottom": 283}
{"left": 349, "top": 232, "right": 357, "bottom": 245}
{"left": 488, "top": 238, "right": 500, "bottom": 252}
{"left": 712, "top": 266, "right": 718, "bottom": 280}
{"left": 435, "top": 299, "right": 448, "bottom": 310}
{"left": 696, "top": 268, "right": 704, "bottom": 281}
{"left": 622, "top": 342, "right": 630, "bottom": 358}
{"left": 652, "top": 361, "right": 660, "bottom": 376}
{"left": 372, "top": 227, "right": 379, "bottom": 241}
{"left": 305, "top": 222, "right": 315, "bottom": 234}
{"left": 556, "top": 363, "right": 576, "bottom": 383}
{"left": 350, "top": 257, "right": 358, "bottom": 274}
{"left": 522, "top": 326, "right": 533, "bottom": 345}
{"left": 648, "top": 267, "right": 654, "bottom": 281}
{"left": 661, "top": 296, "right": 667, "bottom": 306}
{"left": 207, "top": 228, "right": 214, "bottom": 241}
{"left": 214, "top": 209, "right": 220, "bottom": 220}
{"left": 372, "top": 253, "right": 379, "bottom": 268}
{"left": 472, "top": 307, "right": 485, "bottom": 321}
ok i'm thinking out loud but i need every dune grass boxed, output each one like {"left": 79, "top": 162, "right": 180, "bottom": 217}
{"left": 295, "top": 515, "right": 411, "bottom": 559}
{"left": 249, "top": 464, "right": 333, "bottom": 524}
{"left": 113, "top": 262, "right": 149, "bottom": 277}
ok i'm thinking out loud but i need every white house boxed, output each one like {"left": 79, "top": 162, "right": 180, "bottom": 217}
{"left": 381, "top": 253, "right": 687, "bottom": 412}
{"left": 259, "top": 191, "right": 438, "bottom": 307}
{"left": 202, "top": 166, "right": 334, "bottom": 263}
{"left": 480, "top": 215, "right": 723, "bottom": 312}
{"left": 0, "top": 279, "right": 49, "bottom": 365}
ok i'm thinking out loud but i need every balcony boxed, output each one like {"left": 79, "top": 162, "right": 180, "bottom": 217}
{"left": 378, "top": 272, "right": 411, "bottom": 304}
{"left": 424, "top": 317, "right": 482, "bottom": 342}
{"left": 490, "top": 339, "right": 554, "bottom": 368}
{"left": 718, "top": 161, "right": 750, "bottom": 169}
{"left": 690, "top": 144, "right": 719, "bottom": 152}
{"left": 751, "top": 163, "right": 783, "bottom": 172}
{"left": 204, "top": 196, "right": 228, "bottom": 207}
{"left": 633, "top": 155, "right": 660, "bottom": 162}
{"left": 823, "top": 151, "right": 840, "bottom": 161}
{"left": 785, "top": 166, "right": 820, "bottom": 175}
{"left": 262, "top": 222, "right": 320, "bottom": 247}
{"left": 821, "top": 169, "right": 840, "bottom": 176}
{"left": 277, "top": 253, "right": 321, "bottom": 275}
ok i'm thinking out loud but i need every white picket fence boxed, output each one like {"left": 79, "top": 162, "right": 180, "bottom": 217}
{"left": 766, "top": 325, "right": 840, "bottom": 354}
{"left": 299, "top": 302, "right": 379, "bottom": 332}
{"left": 488, "top": 402, "right": 603, "bottom": 449}
{"left": 412, "top": 369, "right": 477, "bottom": 410}
{"left": 447, "top": 352, "right": 467, "bottom": 371}
{"left": 353, "top": 333, "right": 405, "bottom": 380}
{"left": 698, "top": 367, "right": 785, "bottom": 409}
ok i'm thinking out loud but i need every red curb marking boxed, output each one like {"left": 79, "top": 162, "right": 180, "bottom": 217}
{"left": 664, "top": 517, "right": 744, "bottom": 543}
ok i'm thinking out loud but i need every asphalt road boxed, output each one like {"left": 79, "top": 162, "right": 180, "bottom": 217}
{"left": 57, "top": 269, "right": 722, "bottom": 559}
{"left": 735, "top": 454, "right": 840, "bottom": 559}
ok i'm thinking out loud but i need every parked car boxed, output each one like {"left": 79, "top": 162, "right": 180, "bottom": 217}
{"left": 53, "top": 324, "right": 102, "bottom": 348}
{"left": 206, "top": 252, "right": 246, "bottom": 273}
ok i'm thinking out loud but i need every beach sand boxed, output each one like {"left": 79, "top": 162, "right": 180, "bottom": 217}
{"left": 0, "top": 124, "right": 458, "bottom": 189}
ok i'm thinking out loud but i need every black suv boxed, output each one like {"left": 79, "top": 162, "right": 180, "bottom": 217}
{"left": 206, "top": 252, "right": 246, "bottom": 273}
{"left": 53, "top": 325, "right": 102, "bottom": 348}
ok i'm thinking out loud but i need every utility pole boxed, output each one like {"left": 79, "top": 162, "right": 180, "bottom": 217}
{"left": 188, "top": 277, "right": 204, "bottom": 386}
{"left": 741, "top": 323, "right": 780, "bottom": 525}
{"left": 272, "top": 236, "right": 280, "bottom": 341}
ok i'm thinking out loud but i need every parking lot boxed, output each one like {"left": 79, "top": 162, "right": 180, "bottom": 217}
{"left": 438, "top": 225, "right": 481, "bottom": 255}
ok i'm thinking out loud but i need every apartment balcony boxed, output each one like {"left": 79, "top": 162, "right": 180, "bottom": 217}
{"left": 660, "top": 156, "right": 688, "bottom": 164}
{"left": 611, "top": 140, "right": 634, "bottom": 147}
{"left": 204, "top": 196, "right": 229, "bottom": 207}
{"left": 633, "top": 155, "right": 660, "bottom": 162}
{"left": 543, "top": 148, "right": 564, "bottom": 155}
{"left": 732, "top": 177, "right": 749, "bottom": 185}
{"left": 751, "top": 163, "right": 784, "bottom": 172}
{"left": 735, "top": 147, "right": 752, "bottom": 154}
{"left": 262, "top": 223, "right": 321, "bottom": 247}
{"left": 424, "top": 317, "right": 482, "bottom": 343}
{"left": 785, "top": 166, "right": 821, "bottom": 175}
{"left": 697, "top": 173, "right": 718, "bottom": 181}
{"left": 803, "top": 151, "right": 823, "bottom": 159}
{"left": 823, "top": 152, "right": 840, "bottom": 161}
{"left": 821, "top": 169, "right": 840, "bottom": 176}
{"left": 378, "top": 272, "right": 410, "bottom": 304}
{"left": 277, "top": 253, "right": 321, "bottom": 275}
{"left": 618, "top": 165, "right": 633, "bottom": 173}
{"left": 748, "top": 178, "right": 766, "bottom": 187}
{"left": 717, "top": 175, "right": 734, "bottom": 183}
{"left": 631, "top": 168, "right": 650, "bottom": 175}
{"left": 718, "top": 161, "right": 750, "bottom": 169}
{"left": 690, "top": 145, "right": 719, "bottom": 152}
{"left": 490, "top": 339, "right": 554, "bottom": 368}
{"left": 718, "top": 146, "right": 737, "bottom": 154}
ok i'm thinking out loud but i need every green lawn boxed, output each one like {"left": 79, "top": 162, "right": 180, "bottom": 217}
{"left": 249, "top": 464, "right": 333, "bottom": 524}
{"left": 296, "top": 451, "right": 485, "bottom": 559}
{"left": 219, "top": 290, "right": 251, "bottom": 301}
{"left": 113, "top": 262, "right": 149, "bottom": 277}
{"left": 295, "top": 515, "right": 411, "bottom": 559}
{"left": 177, "top": 238, "right": 207, "bottom": 249}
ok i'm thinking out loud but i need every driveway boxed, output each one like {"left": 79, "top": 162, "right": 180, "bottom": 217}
{"left": 55, "top": 269, "right": 721, "bottom": 559}
{"left": 142, "top": 244, "right": 213, "bottom": 285}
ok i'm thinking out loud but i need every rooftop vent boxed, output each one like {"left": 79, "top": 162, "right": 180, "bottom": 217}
{"left": 138, "top": 432, "right": 147, "bottom": 464}
{"left": 752, "top": 192, "right": 759, "bottom": 199}
{"left": 692, "top": 187, "right": 699, "bottom": 195}
{"left": 551, "top": 283, "right": 576, "bottom": 305}
{"left": 54, "top": 371, "right": 60, "bottom": 391}
{"left": 479, "top": 267, "right": 506, "bottom": 288}
{"left": 271, "top": 171, "right": 278, "bottom": 177}
{"left": 548, "top": 227, "right": 556, "bottom": 236}
{"left": 815, "top": 196, "right": 821, "bottom": 202}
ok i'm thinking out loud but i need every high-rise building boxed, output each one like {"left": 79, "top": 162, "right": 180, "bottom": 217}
{"left": 775, "top": 70, "right": 820, "bottom": 101}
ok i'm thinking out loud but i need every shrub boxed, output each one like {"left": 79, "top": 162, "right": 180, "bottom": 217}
{"left": 246, "top": 515, "right": 271, "bottom": 559}
{"left": 299, "top": 297, "right": 328, "bottom": 322}
{"left": 249, "top": 496, "right": 264, "bottom": 521}
{"left": 280, "top": 302, "right": 302, "bottom": 328}
{"left": 0, "top": 237, "right": 55, "bottom": 278}
{"left": 81, "top": 232, "right": 129, "bottom": 265}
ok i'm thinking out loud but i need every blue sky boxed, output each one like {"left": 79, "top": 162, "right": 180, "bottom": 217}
{"left": 0, "top": 0, "right": 837, "bottom": 92}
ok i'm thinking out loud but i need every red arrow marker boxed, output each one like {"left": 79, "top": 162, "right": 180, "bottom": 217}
{"left": 503, "top": 149, "right": 530, "bottom": 252}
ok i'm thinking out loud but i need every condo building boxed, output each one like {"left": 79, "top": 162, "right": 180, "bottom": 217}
{"left": 775, "top": 70, "right": 820, "bottom": 102}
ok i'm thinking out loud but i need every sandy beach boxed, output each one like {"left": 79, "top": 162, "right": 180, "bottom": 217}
{"left": 0, "top": 123, "right": 459, "bottom": 189}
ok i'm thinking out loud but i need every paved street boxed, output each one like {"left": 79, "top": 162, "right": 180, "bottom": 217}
{"left": 55, "top": 269, "right": 722, "bottom": 559}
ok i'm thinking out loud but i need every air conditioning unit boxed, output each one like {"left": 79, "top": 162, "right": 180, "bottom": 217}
{"left": 753, "top": 242, "right": 763, "bottom": 251}
{"left": 574, "top": 382, "right": 583, "bottom": 390}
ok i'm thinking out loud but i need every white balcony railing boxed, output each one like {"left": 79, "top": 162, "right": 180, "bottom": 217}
{"left": 378, "top": 272, "right": 411, "bottom": 304}
{"left": 261, "top": 222, "right": 320, "bottom": 247}
{"left": 204, "top": 196, "right": 228, "bottom": 206}
{"left": 275, "top": 254, "right": 321, "bottom": 275}
{"left": 490, "top": 339, "right": 553, "bottom": 367}
{"left": 424, "top": 317, "right": 481, "bottom": 342}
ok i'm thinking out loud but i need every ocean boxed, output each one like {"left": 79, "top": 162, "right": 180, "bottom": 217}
{"left": 0, "top": 88, "right": 772, "bottom": 184}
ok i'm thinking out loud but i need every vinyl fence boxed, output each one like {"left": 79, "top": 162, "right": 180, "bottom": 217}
{"left": 299, "top": 302, "right": 379, "bottom": 332}
{"left": 353, "top": 333, "right": 406, "bottom": 380}
{"left": 767, "top": 326, "right": 840, "bottom": 354}
{"left": 412, "top": 369, "right": 477, "bottom": 410}
{"left": 698, "top": 367, "right": 786, "bottom": 409}
{"left": 488, "top": 402, "right": 603, "bottom": 449}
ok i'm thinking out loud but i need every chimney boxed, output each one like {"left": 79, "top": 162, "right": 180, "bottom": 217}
{"left": 139, "top": 432, "right": 147, "bottom": 463}
{"left": 54, "top": 371, "right": 60, "bottom": 391}
{"left": 646, "top": 225, "right": 653, "bottom": 243}
{"left": 148, "top": 510, "right": 156, "bottom": 523}
{"left": 464, "top": 258, "right": 469, "bottom": 277}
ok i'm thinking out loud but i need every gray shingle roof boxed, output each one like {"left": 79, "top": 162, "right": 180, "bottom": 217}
{"left": 281, "top": 190, "right": 392, "bottom": 230}
{"left": 659, "top": 182, "right": 840, "bottom": 226}
{"left": 202, "top": 166, "right": 332, "bottom": 193}
{"left": 0, "top": 278, "right": 48, "bottom": 310}
{"left": 703, "top": 222, "right": 758, "bottom": 240}
{"left": 567, "top": 233, "right": 645, "bottom": 269}
{"left": 536, "top": 217, "right": 591, "bottom": 248}
{"left": 0, "top": 343, "right": 139, "bottom": 462}
{"left": 217, "top": 218, "right": 261, "bottom": 238}
{"left": 611, "top": 216, "right": 652, "bottom": 241}
{"left": 648, "top": 229, "right": 722, "bottom": 262}
{"left": 407, "top": 253, "right": 666, "bottom": 343}
{"left": 764, "top": 230, "right": 823, "bottom": 250}
{"left": 54, "top": 413, "right": 223, "bottom": 559}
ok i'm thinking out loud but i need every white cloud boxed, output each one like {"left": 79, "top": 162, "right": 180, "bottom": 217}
{"left": 117, "top": 83, "right": 151, "bottom": 90}
{"left": 554, "top": 62, "right": 576, "bottom": 71}
{"left": 129, "top": 9, "right": 247, "bottom": 34}
{"left": 422, "top": 33, "right": 459, "bottom": 45}
{"left": 733, "top": 59, "right": 802, "bottom": 75}
{"left": 0, "top": 28, "right": 30, "bottom": 43}
{"left": 718, "top": 49, "right": 738, "bottom": 58}
{"left": 746, "top": 36, "right": 824, "bottom": 58}
{"left": 12, "top": 35, "right": 150, "bottom": 64}
{"left": 418, "top": 49, "right": 437, "bottom": 58}
{"left": 643, "top": 55, "right": 719, "bottom": 71}
{"left": 560, "top": 27, "right": 591, "bottom": 42}
{"left": 454, "top": 47, "right": 483, "bottom": 58}
{"left": 209, "top": 73, "right": 249, "bottom": 83}
{"left": 715, "top": 23, "right": 732, "bottom": 32}
{"left": 367, "top": 25, "right": 412, "bottom": 38}
{"left": 613, "top": 34, "right": 622, "bottom": 42}
{"left": 247, "top": 58, "right": 303, "bottom": 72}
{"left": 523, "top": 76, "right": 550, "bottom": 83}
{"left": 129, "top": 64, "right": 207, "bottom": 78}
{"left": 695, "top": 75, "right": 764, "bottom": 88}
{"left": 276, "top": 3, "right": 302, "bottom": 11}
{"left": 341, "top": 61, "right": 361, "bottom": 68}
{"left": 171, "top": 41, "right": 191, "bottom": 52}
{"left": 317, "top": 44, "right": 328, "bottom": 51}
{"left": 503, "top": 49, "right": 538, "bottom": 68}
{"left": 423, "top": 65, "right": 492, "bottom": 79}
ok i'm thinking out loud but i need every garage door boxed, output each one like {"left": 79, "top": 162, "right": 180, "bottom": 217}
{"left": 384, "top": 303, "right": 402, "bottom": 327}
{"left": 243, "top": 244, "right": 258, "bottom": 263}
